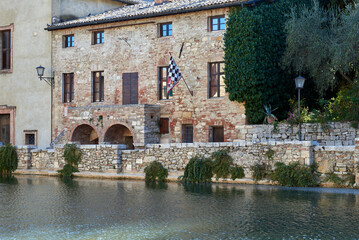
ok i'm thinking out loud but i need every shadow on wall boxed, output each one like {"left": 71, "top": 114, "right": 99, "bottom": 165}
{"left": 104, "top": 124, "right": 134, "bottom": 149}
{"left": 71, "top": 124, "right": 99, "bottom": 144}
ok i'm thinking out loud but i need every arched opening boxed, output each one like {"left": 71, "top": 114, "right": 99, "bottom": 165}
{"left": 104, "top": 124, "right": 134, "bottom": 149}
{"left": 71, "top": 124, "right": 99, "bottom": 144}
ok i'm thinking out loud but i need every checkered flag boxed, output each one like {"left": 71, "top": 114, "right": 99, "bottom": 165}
{"left": 167, "top": 56, "right": 182, "bottom": 97}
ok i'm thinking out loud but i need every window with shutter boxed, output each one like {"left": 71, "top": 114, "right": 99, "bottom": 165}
{"left": 122, "top": 72, "right": 138, "bottom": 105}
{"left": 160, "top": 118, "right": 169, "bottom": 134}
{"left": 0, "top": 24, "right": 13, "bottom": 72}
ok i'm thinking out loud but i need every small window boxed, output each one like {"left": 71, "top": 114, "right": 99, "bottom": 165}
{"left": 209, "top": 126, "right": 224, "bottom": 142}
{"left": 210, "top": 16, "right": 225, "bottom": 31}
{"left": 182, "top": 124, "right": 193, "bottom": 143}
{"left": 63, "top": 35, "right": 74, "bottom": 48}
{"left": 24, "top": 130, "right": 37, "bottom": 146}
{"left": 159, "top": 23, "right": 172, "bottom": 37}
{"left": 158, "top": 66, "right": 173, "bottom": 100}
{"left": 63, "top": 73, "right": 74, "bottom": 103}
{"left": 209, "top": 62, "right": 225, "bottom": 98}
{"left": 93, "top": 31, "right": 104, "bottom": 44}
{"left": 160, "top": 118, "right": 169, "bottom": 134}
{"left": 93, "top": 71, "right": 104, "bottom": 102}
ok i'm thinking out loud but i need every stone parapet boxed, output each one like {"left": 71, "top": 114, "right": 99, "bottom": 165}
{"left": 239, "top": 122, "right": 358, "bottom": 146}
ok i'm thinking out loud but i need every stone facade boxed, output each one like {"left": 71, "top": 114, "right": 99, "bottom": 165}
{"left": 238, "top": 122, "right": 359, "bottom": 146}
{"left": 51, "top": 7, "right": 246, "bottom": 148}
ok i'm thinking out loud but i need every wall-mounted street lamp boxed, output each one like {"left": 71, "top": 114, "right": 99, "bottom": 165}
{"left": 295, "top": 76, "right": 306, "bottom": 141}
{"left": 36, "top": 65, "right": 54, "bottom": 87}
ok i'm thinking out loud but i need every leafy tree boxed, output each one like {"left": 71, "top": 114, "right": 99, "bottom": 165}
{"left": 282, "top": 1, "right": 359, "bottom": 95}
{"left": 224, "top": 0, "right": 310, "bottom": 123}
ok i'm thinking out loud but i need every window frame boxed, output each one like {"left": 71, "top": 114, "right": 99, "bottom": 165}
{"left": 182, "top": 124, "right": 193, "bottom": 143}
{"left": 208, "top": 62, "right": 225, "bottom": 98}
{"left": 159, "top": 22, "right": 172, "bottom": 37}
{"left": 209, "top": 126, "right": 224, "bottom": 142}
{"left": 63, "top": 73, "right": 74, "bottom": 103}
{"left": 93, "top": 31, "right": 104, "bottom": 45}
{"left": 63, "top": 34, "right": 74, "bottom": 48}
{"left": 0, "top": 24, "right": 14, "bottom": 73}
{"left": 23, "top": 130, "right": 37, "bottom": 146}
{"left": 92, "top": 71, "right": 104, "bottom": 102}
{"left": 158, "top": 66, "right": 173, "bottom": 100}
{"left": 210, "top": 15, "right": 225, "bottom": 31}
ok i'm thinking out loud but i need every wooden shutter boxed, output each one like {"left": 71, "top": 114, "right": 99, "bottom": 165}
{"left": 122, "top": 73, "right": 131, "bottom": 105}
{"left": 123, "top": 72, "right": 138, "bottom": 105}
{"left": 130, "top": 73, "right": 138, "bottom": 104}
{"left": 160, "top": 118, "right": 169, "bottom": 134}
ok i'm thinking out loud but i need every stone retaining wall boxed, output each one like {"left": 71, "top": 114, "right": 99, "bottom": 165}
{"left": 121, "top": 141, "right": 313, "bottom": 177}
{"left": 314, "top": 146, "right": 355, "bottom": 175}
{"left": 16, "top": 140, "right": 359, "bottom": 185}
{"left": 17, "top": 144, "right": 126, "bottom": 172}
{"left": 238, "top": 122, "right": 358, "bottom": 146}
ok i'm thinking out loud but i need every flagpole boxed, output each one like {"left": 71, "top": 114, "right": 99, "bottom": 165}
{"left": 182, "top": 77, "right": 193, "bottom": 96}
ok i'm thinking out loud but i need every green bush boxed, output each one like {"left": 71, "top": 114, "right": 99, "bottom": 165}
{"left": 271, "top": 162, "right": 319, "bottom": 187}
{"left": 230, "top": 165, "right": 245, "bottom": 180}
{"left": 183, "top": 157, "right": 213, "bottom": 183}
{"left": 57, "top": 163, "right": 79, "bottom": 178}
{"left": 323, "top": 172, "right": 355, "bottom": 187}
{"left": 63, "top": 143, "right": 82, "bottom": 166}
{"left": 144, "top": 161, "right": 168, "bottom": 182}
{"left": 0, "top": 144, "right": 18, "bottom": 178}
{"left": 329, "top": 81, "right": 359, "bottom": 127}
{"left": 250, "top": 163, "right": 270, "bottom": 182}
{"left": 58, "top": 143, "right": 82, "bottom": 177}
{"left": 211, "top": 150, "right": 232, "bottom": 180}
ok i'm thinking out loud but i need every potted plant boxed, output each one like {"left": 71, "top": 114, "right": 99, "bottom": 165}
{"left": 263, "top": 104, "right": 278, "bottom": 123}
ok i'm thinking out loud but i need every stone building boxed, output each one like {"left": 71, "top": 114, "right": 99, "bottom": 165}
{"left": 0, "top": 0, "right": 128, "bottom": 148}
{"left": 47, "top": 0, "right": 251, "bottom": 148}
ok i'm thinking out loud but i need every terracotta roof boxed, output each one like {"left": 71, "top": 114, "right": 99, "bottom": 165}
{"left": 47, "top": 0, "right": 252, "bottom": 30}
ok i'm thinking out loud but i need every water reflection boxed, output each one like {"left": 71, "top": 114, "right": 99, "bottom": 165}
{"left": 0, "top": 176, "right": 358, "bottom": 239}
{"left": 145, "top": 181, "right": 168, "bottom": 190}
{"left": 0, "top": 176, "right": 18, "bottom": 184}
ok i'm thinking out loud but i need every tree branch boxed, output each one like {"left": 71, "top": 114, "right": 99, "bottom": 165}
{"left": 337, "top": 69, "right": 353, "bottom": 85}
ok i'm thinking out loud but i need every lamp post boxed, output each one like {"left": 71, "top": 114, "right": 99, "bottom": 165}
{"left": 36, "top": 65, "right": 54, "bottom": 87}
{"left": 36, "top": 65, "right": 55, "bottom": 147}
{"left": 295, "top": 76, "right": 306, "bottom": 141}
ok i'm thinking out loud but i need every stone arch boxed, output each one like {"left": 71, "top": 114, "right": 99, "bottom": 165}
{"left": 71, "top": 124, "right": 99, "bottom": 144}
{"left": 104, "top": 124, "right": 134, "bottom": 149}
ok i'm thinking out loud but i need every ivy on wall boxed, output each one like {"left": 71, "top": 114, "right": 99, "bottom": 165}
{"left": 224, "top": 0, "right": 310, "bottom": 123}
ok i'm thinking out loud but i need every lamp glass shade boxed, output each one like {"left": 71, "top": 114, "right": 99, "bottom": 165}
{"left": 295, "top": 76, "right": 306, "bottom": 89}
{"left": 36, "top": 65, "right": 45, "bottom": 77}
